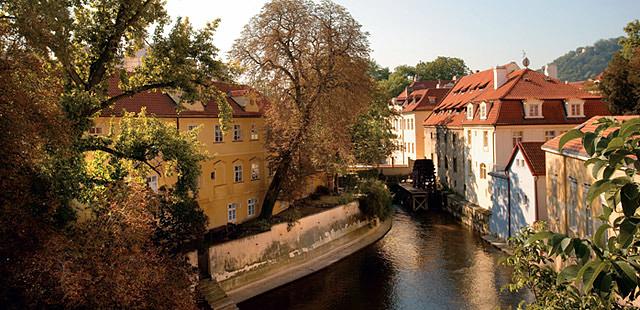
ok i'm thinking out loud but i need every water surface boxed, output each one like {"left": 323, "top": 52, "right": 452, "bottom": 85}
{"left": 239, "top": 207, "right": 531, "bottom": 310}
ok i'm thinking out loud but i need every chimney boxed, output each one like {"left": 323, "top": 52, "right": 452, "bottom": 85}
{"left": 493, "top": 65, "right": 507, "bottom": 90}
{"left": 543, "top": 64, "right": 558, "bottom": 79}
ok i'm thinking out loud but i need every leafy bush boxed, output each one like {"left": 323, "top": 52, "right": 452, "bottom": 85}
{"left": 357, "top": 179, "right": 393, "bottom": 220}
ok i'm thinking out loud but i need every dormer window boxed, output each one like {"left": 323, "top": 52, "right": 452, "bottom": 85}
{"left": 565, "top": 99, "right": 585, "bottom": 118}
{"left": 466, "top": 103, "right": 474, "bottom": 120}
{"left": 479, "top": 102, "right": 487, "bottom": 120}
{"left": 523, "top": 99, "right": 544, "bottom": 119}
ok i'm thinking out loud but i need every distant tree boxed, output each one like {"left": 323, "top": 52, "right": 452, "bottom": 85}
{"left": 231, "top": 0, "right": 372, "bottom": 219}
{"left": 369, "top": 60, "right": 390, "bottom": 81}
{"left": 601, "top": 20, "right": 640, "bottom": 114}
{"left": 378, "top": 64, "right": 416, "bottom": 100}
{"left": 415, "top": 56, "right": 469, "bottom": 81}
{"left": 552, "top": 38, "right": 621, "bottom": 82}
{"left": 620, "top": 20, "right": 640, "bottom": 60}
{"left": 350, "top": 86, "right": 397, "bottom": 165}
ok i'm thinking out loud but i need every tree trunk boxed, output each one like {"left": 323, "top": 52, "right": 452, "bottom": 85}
{"left": 259, "top": 153, "right": 292, "bottom": 219}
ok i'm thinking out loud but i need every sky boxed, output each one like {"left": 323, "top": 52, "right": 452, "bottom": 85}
{"left": 165, "top": 0, "right": 640, "bottom": 72}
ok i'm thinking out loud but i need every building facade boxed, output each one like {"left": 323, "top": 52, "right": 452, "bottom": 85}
{"left": 424, "top": 62, "right": 610, "bottom": 211}
{"left": 94, "top": 78, "right": 286, "bottom": 229}
{"left": 490, "top": 142, "right": 547, "bottom": 239}
{"left": 542, "top": 116, "right": 639, "bottom": 238}
{"left": 388, "top": 80, "right": 451, "bottom": 166}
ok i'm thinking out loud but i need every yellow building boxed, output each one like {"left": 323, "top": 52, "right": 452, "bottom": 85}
{"left": 94, "top": 79, "right": 286, "bottom": 229}
{"left": 542, "top": 115, "right": 639, "bottom": 237}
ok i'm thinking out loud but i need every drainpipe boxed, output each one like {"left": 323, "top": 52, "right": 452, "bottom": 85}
{"left": 507, "top": 170, "right": 511, "bottom": 239}
{"left": 533, "top": 175, "right": 539, "bottom": 222}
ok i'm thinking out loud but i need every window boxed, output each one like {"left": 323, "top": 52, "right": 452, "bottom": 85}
{"left": 233, "top": 124, "right": 241, "bottom": 141}
{"left": 466, "top": 103, "right": 474, "bottom": 120}
{"left": 251, "top": 162, "right": 260, "bottom": 181}
{"left": 444, "top": 157, "right": 448, "bottom": 169}
{"left": 210, "top": 171, "right": 215, "bottom": 180}
{"left": 234, "top": 164, "right": 243, "bottom": 183}
{"left": 544, "top": 130, "right": 556, "bottom": 141}
{"left": 188, "top": 124, "right": 198, "bottom": 131}
{"left": 479, "top": 102, "right": 487, "bottom": 120}
{"left": 568, "top": 178, "right": 578, "bottom": 232}
{"left": 468, "top": 160, "right": 473, "bottom": 176}
{"left": 551, "top": 175, "right": 560, "bottom": 221}
{"left": 250, "top": 124, "right": 259, "bottom": 140}
{"left": 89, "top": 126, "right": 103, "bottom": 135}
{"left": 248, "top": 198, "right": 257, "bottom": 217}
{"left": 467, "top": 130, "right": 471, "bottom": 143}
{"left": 146, "top": 175, "right": 158, "bottom": 192}
{"left": 524, "top": 99, "right": 544, "bottom": 119}
{"left": 214, "top": 125, "right": 223, "bottom": 143}
{"left": 512, "top": 131, "right": 523, "bottom": 147}
{"left": 227, "top": 203, "right": 237, "bottom": 223}
{"left": 479, "top": 163, "right": 487, "bottom": 179}
{"left": 584, "top": 184, "right": 593, "bottom": 236}
{"left": 483, "top": 131, "right": 489, "bottom": 150}
{"left": 566, "top": 99, "right": 585, "bottom": 118}
{"left": 453, "top": 157, "right": 457, "bottom": 173}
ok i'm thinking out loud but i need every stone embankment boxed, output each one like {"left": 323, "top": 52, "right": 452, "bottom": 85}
{"left": 199, "top": 201, "right": 391, "bottom": 309}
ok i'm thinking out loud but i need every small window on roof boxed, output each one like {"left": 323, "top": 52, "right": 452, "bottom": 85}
{"left": 479, "top": 102, "right": 487, "bottom": 120}
{"left": 466, "top": 103, "right": 474, "bottom": 120}
{"left": 523, "top": 99, "right": 544, "bottom": 119}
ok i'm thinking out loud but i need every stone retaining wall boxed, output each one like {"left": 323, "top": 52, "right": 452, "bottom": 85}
{"left": 207, "top": 201, "right": 375, "bottom": 291}
{"left": 443, "top": 191, "right": 491, "bottom": 235}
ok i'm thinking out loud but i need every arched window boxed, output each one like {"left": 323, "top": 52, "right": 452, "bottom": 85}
{"left": 479, "top": 163, "right": 487, "bottom": 179}
{"left": 466, "top": 103, "right": 474, "bottom": 120}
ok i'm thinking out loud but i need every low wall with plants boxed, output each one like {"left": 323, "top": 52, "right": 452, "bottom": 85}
{"left": 207, "top": 201, "right": 376, "bottom": 291}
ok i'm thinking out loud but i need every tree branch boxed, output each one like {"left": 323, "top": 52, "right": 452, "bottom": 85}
{"left": 85, "top": 143, "right": 162, "bottom": 176}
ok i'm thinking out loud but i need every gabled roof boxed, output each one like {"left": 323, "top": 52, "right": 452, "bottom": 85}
{"left": 424, "top": 64, "right": 610, "bottom": 127}
{"left": 542, "top": 115, "right": 640, "bottom": 158}
{"left": 103, "top": 77, "right": 265, "bottom": 118}
{"left": 506, "top": 142, "right": 546, "bottom": 176}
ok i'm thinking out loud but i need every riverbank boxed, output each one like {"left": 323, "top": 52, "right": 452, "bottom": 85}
{"left": 227, "top": 217, "right": 392, "bottom": 303}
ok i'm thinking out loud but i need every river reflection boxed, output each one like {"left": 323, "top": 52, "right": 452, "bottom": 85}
{"left": 239, "top": 207, "right": 532, "bottom": 310}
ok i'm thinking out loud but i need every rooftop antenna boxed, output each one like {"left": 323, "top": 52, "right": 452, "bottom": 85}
{"left": 522, "top": 50, "right": 530, "bottom": 68}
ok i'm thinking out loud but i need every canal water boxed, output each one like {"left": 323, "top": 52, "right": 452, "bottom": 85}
{"left": 239, "top": 206, "right": 532, "bottom": 310}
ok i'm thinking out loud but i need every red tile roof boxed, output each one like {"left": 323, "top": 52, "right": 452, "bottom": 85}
{"left": 424, "top": 64, "right": 609, "bottom": 127}
{"left": 103, "top": 77, "right": 265, "bottom": 118}
{"left": 542, "top": 115, "right": 640, "bottom": 158}
{"left": 402, "top": 88, "right": 450, "bottom": 112}
{"left": 395, "top": 80, "right": 453, "bottom": 101}
{"left": 506, "top": 142, "right": 546, "bottom": 176}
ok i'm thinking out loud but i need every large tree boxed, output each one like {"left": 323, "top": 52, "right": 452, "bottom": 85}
{"left": 350, "top": 86, "right": 397, "bottom": 166}
{"left": 415, "top": 56, "right": 469, "bottom": 81}
{"left": 601, "top": 20, "right": 640, "bottom": 115}
{"left": 1, "top": 0, "right": 227, "bottom": 307}
{"left": 231, "top": 0, "right": 372, "bottom": 218}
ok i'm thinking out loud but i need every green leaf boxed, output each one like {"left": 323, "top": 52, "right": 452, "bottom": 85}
{"left": 616, "top": 261, "right": 637, "bottom": 283}
{"left": 577, "top": 260, "right": 598, "bottom": 283}
{"left": 559, "top": 129, "right": 584, "bottom": 150}
{"left": 602, "top": 166, "right": 615, "bottom": 180}
{"left": 560, "top": 237, "right": 573, "bottom": 253}
{"left": 584, "top": 261, "right": 607, "bottom": 292}
{"left": 618, "top": 219, "right": 636, "bottom": 248}
{"left": 619, "top": 117, "right": 640, "bottom": 137}
{"left": 586, "top": 179, "right": 617, "bottom": 203}
{"left": 557, "top": 264, "right": 580, "bottom": 284}
{"left": 526, "top": 231, "right": 554, "bottom": 245}
{"left": 583, "top": 132, "right": 597, "bottom": 156}
{"left": 607, "top": 137, "right": 625, "bottom": 150}
{"left": 593, "top": 223, "right": 611, "bottom": 249}
{"left": 621, "top": 183, "right": 640, "bottom": 217}
{"left": 590, "top": 159, "right": 607, "bottom": 178}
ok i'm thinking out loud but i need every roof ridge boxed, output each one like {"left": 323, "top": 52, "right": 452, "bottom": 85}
{"left": 499, "top": 69, "right": 527, "bottom": 99}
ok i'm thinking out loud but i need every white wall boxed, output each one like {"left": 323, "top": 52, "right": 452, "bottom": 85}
{"left": 508, "top": 150, "right": 538, "bottom": 231}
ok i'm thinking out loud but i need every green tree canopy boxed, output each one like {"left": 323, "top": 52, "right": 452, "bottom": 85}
{"left": 601, "top": 20, "right": 640, "bottom": 114}
{"left": 415, "top": 56, "right": 469, "bottom": 81}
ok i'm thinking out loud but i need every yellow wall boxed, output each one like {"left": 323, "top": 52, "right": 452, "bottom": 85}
{"left": 94, "top": 115, "right": 276, "bottom": 229}
{"left": 545, "top": 151, "right": 602, "bottom": 238}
